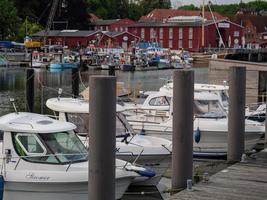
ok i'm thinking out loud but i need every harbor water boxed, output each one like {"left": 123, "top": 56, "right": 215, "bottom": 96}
{"left": 0, "top": 66, "right": 227, "bottom": 200}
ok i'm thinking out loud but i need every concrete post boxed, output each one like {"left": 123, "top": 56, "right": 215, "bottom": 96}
{"left": 72, "top": 68, "right": 79, "bottom": 98}
{"left": 172, "top": 69, "right": 194, "bottom": 190}
{"left": 89, "top": 76, "right": 116, "bottom": 200}
{"left": 26, "top": 68, "right": 35, "bottom": 112}
{"left": 227, "top": 66, "right": 246, "bottom": 162}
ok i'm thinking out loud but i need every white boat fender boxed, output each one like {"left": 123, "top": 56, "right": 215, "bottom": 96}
{"left": 194, "top": 127, "right": 201, "bottom": 143}
{"left": 126, "top": 165, "right": 156, "bottom": 178}
{"left": 0, "top": 175, "right": 4, "bottom": 199}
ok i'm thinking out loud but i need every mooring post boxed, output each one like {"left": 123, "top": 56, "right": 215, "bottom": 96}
{"left": 89, "top": 76, "right": 116, "bottom": 200}
{"left": 80, "top": 54, "right": 83, "bottom": 68}
{"left": 172, "top": 69, "right": 194, "bottom": 191}
{"left": 72, "top": 68, "right": 79, "bottom": 98}
{"left": 108, "top": 65, "right": 115, "bottom": 76}
{"left": 265, "top": 83, "right": 267, "bottom": 146}
{"left": 26, "top": 68, "right": 35, "bottom": 112}
{"left": 228, "top": 66, "right": 246, "bottom": 162}
{"left": 30, "top": 52, "right": 33, "bottom": 68}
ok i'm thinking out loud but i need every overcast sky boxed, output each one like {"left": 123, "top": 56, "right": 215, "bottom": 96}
{"left": 172, "top": 0, "right": 255, "bottom": 7}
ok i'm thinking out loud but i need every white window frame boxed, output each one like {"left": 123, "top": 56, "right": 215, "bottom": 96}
{"left": 169, "top": 40, "right": 173, "bottom": 48}
{"left": 15, "top": 133, "right": 47, "bottom": 156}
{"left": 178, "top": 39, "right": 183, "bottom": 48}
{"left": 179, "top": 28, "right": 183, "bottom": 39}
{"left": 159, "top": 28, "right": 163, "bottom": 39}
{"left": 169, "top": 28, "right": 173, "bottom": 39}
{"left": 141, "top": 28, "right": 145, "bottom": 39}
{"left": 189, "top": 27, "right": 193, "bottom": 39}
{"left": 189, "top": 40, "right": 193, "bottom": 48}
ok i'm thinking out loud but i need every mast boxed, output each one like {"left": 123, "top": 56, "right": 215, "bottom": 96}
{"left": 201, "top": 0, "right": 205, "bottom": 49}
{"left": 43, "top": 0, "right": 60, "bottom": 45}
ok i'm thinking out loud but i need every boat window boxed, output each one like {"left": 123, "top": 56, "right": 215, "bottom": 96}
{"left": 15, "top": 134, "right": 47, "bottom": 155}
{"left": 67, "top": 112, "right": 131, "bottom": 136}
{"left": 194, "top": 100, "right": 225, "bottom": 115}
{"left": 39, "top": 132, "right": 87, "bottom": 163}
{"left": 0, "top": 130, "right": 3, "bottom": 141}
{"left": 220, "top": 91, "right": 229, "bottom": 108}
{"left": 13, "top": 132, "right": 87, "bottom": 164}
{"left": 67, "top": 113, "right": 89, "bottom": 133}
{"left": 149, "top": 96, "right": 170, "bottom": 106}
{"left": 14, "top": 133, "right": 52, "bottom": 163}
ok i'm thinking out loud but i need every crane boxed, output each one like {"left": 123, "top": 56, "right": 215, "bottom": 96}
{"left": 43, "top": 0, "right": 60, "bottom": 44}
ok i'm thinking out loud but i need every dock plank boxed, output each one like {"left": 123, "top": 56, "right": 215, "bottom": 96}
{"left": 169, "top": 151, "right": 267, "bottom": 200}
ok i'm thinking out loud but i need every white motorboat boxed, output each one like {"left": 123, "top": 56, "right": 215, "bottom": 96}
{"left": 46, "top": 97, "right": 172, "bottom": 186}
{"left": 0, "top": 112, "right": 144, "bottom": 200}
{"left": 125, "top": 92, "right": 264, "bottom": 157}
{"left": 160, "top": 82, "right": 229, "bottom": 110}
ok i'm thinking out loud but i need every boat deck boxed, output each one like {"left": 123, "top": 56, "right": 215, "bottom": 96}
{"left": 169, "top": 149, "right": 267, "bottom": 200}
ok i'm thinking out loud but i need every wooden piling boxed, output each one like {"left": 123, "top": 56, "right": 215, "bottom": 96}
{"left": 72, "top": 68, "right": 79, "bottom": 98}
{"left": 89, "top": 76, "right": 116, "bottom": 200}
{"left": 227, "top": 66, "right": 246, "bottom": 162}
{"left": 26, "top": 68, "right": 35, "bottom": 112}
{"left": 108, "top": 65, "right": 115, "bottom": 76}
{"left": 172, "top": 69, "right": 194, "bottom": 190}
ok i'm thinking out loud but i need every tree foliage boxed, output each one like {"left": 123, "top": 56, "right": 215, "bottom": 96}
{"left": 0, "top": 0, "right": 19, "bottom": 39}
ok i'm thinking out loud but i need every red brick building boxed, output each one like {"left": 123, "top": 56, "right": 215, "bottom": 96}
{"left": 98, "top": 31, "right": 140, "bottom": 49}
{"left": 229, "top": 15, "right": 267, "bottom": 48}
{"left": 32, "top": 29, "right": 140, "bottom": 50}
{"left": 32, "top": 30, "right": 102, "bottom": 48}
{"left": 93, "top": 18, "right": 135, "bottom": 32}
{"left": 128, "top": 17, "right": 244, "bottom": 51}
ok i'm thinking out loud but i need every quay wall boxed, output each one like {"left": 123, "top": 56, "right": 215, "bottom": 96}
{"left": 209, "top": 59, "right": 267, "bottom": 104}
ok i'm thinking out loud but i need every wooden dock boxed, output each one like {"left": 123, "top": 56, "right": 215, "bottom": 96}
{"left": 169, "top": 149, "right": 267, "bottom": 200}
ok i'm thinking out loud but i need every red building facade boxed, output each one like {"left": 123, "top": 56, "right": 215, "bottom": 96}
{"left": 94, "top": 18, "right": 135, "bottom": 32}
{"left": 128, "top": 19, "right": 244, "bottom": 51}
{"left": 32, "top": 30, "right": 139, "bottom": 50}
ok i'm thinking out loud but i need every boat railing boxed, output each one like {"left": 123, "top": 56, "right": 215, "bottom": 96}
{"left": 10, "top": 153, "right": 88, "bottom": 171}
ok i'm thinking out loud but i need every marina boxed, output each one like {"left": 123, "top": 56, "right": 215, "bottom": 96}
{"left": 0, "top": 64, "right": 266, "bottom": 199}
{"left": 0, "top": 0, "right": 267, "bottom": 199}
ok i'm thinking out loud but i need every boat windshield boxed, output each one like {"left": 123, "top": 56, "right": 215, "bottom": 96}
{"left": 194, "top": 99, "right": 226, "bottom": 117}
{"left": 220, "top": 91, "right": 229, "bottom": 108}
{"left": 66, "top": 113, "right": 132, "bottom": 136}
{"left": 13, "top": 131, "right": 87, "bottom": 164}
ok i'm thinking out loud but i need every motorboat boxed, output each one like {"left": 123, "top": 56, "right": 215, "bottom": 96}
{"left": 160, "top": 82, "right": 229, "bottom": 111}
{"left": 46, "top": 97, "right": 172, "bottom": 186}
{"left": 124, "top": 91, "right": 264, "bottom": 157}
{"left": 0, "top": 112, "right": 145, "bottom": 200}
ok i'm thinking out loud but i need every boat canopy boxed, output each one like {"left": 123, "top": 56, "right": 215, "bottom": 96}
{"left": 46, "top": 97, "right": 125, "bottom": 113}
{"left": 0, "top": 112, "right": 76, "bottom": 133}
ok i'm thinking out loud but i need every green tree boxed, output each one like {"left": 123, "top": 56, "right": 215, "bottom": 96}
{"left": 0, "top": 0, "right": 19, "bottom": 39}
{"left": 178, "top": 4, "right": 200, "bottom": 11}
{"left": 16, "top": 18, "right": 43, "bottom": 42}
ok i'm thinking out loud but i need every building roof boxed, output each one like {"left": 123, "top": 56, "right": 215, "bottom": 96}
{"left": 229, "top": 15, "right": 267, "bottom": 34}
{"left": 89, "top": 13, "right": 101, "bottom": 22}
{"left": 139, "top": 9, "right": 228, "bottom": 22}
{"left": 32, "top": 30, "right": 101, "bottom": 37}
{"left": 94, "top": 19, "right": 120, "bottom": 25}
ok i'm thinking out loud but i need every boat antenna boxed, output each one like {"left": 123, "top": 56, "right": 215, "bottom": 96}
{"left": 58, "top": 88, "right": 63, "bottom": 100}
{"left": 10, "top": 98, "right": 18, "bottom": 114}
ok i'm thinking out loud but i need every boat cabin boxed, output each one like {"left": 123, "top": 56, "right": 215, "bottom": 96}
{"left": 0, "top": 112, "right": 88, "bottom": 168}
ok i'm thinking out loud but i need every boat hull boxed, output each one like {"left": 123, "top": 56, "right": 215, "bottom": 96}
{"left": 130, "top": 123, "right": 262, "bottom": 157}
{"left": 3, "top": 177, "right": 132, "bottom": 200}
{"left": 117, "top": 154, "right": 171, "bottom": 186}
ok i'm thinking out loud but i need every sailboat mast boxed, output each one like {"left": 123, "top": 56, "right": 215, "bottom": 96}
{"left": 201, "top": 0, "right": 205, "bottom": 49}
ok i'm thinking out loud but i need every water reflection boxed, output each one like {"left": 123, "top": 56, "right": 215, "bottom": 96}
{"left": 0, "top": 67, "right": 208, "bottom": 116}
